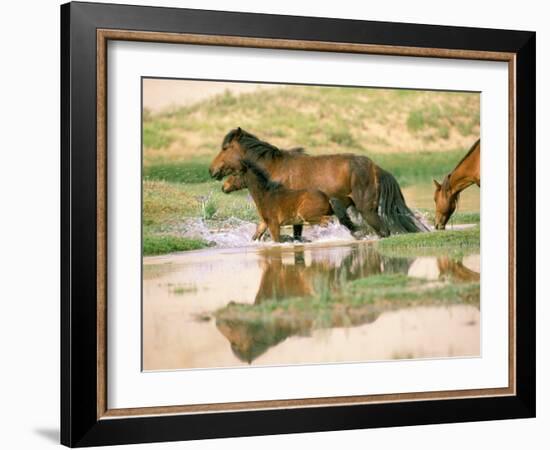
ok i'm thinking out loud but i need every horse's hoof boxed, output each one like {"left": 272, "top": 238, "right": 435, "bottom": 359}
{"left": 351, "top": 230, "right": 367, "bottom": 240}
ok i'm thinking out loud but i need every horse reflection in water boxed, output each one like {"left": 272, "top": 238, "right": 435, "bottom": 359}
{"left": 215, "top": 245, "right": 479, "bottom": 363}
{"left": 437, "top": 256, "right": 479, "bottom": 283}
{"left": 252, "top": 245, "right": 388, "bottom": 303}
{"left": 216, "top": 245, "right": 410, "bottom": 363}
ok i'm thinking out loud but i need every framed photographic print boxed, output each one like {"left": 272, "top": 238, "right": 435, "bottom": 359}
{"left": 61, "top": 1, "right": 536, "bottom": 447}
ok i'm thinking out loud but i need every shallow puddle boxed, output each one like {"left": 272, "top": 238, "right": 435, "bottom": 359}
{"left": 143, "top": 241, "right": 480, "bottom": 370}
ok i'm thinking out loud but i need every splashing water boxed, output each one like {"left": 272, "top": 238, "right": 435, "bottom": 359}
{"left": 175, "top": 217, "right": 377, "bottom": 249}
{"left": 176, "top": 217, "right": 257, "bottom": 248}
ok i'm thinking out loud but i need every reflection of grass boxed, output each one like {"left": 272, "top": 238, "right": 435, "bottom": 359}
{"left": 172, "top": 285, "right": 198, "bottom": 295}
{"left": 350, "top": 273, "right": 410, "bottom": 289}
{"left": 348, "top": 274, "right": 479, "bottom": 304}
{"left": 216, "top": 273, "right": 479, "bottom": 324}
{"left": 143, "top": 235, "right": 211, "bottom": 256}
{"left": 377, "top": 226, "right": 479, "bottom": 257}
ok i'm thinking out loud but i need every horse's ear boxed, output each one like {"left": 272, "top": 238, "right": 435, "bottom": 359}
{"left": 234, "top": 127, "right": 243, "bottom": 140}
{"left": 433, "top": 179, "right": 441, "bottom": 190}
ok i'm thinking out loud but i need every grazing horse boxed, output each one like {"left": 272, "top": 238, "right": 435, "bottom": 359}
{"left": 433, "top": 139, "right": 480, "bottom": 230}
{"left": 209, "top": 127, "right": 428, "bottom": 237}
{"left": 239, "top": 159, "right": 357, "bottom": 242}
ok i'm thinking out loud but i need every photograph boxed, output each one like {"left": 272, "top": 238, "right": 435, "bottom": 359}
{"left": 141, "top": 79, "right": 481, "bottom": 371}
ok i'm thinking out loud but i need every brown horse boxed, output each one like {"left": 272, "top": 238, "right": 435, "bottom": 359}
{"left": 239, "top": 159, "right": 355, "bottom": 242}
{"left": 210, "top": 127, "right": 428, "bottom": 237}
{"left": 222, "top": 173, "right": 313, "bottom": 240}
{"left": 222, "top": 148, "right": 310, "bottom": 240}
{"left": 222, "top": 174, "right": 246, "bottom": 194}
{"left": 433, "top": 139, "right": 480, "bottom": 229}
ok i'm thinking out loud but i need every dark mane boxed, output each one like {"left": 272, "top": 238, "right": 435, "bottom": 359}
{"left": 442, "top": 138, "right": 480, "bottom": 193}
{"left": 223, "top": 128, "right": 307, "bottom": 161}
{"left": 242, "top": 159, "right": 282, "bottom": 192}
{"left": 288, "top": 147, "right": 306, "bottom": 154}
{"left": 441, "top": 174, "right": 453, "bottom": 192}
{"left": 452, "top": 138, "right": 480, "bottom": 171}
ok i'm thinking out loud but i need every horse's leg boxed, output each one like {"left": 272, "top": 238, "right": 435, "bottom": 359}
{"left": 293, "top": 225, "right": 303, "bottom": 241}
{"left": 362, "top": 209, "right": 390, "bottom": 237}
{"left": 328, "top": 198, "right": 358, "bottom": 233}
{"left": 267, "top": 221, "right": 281, "bottom": 243}
{"left": 351, "top": 191, "right": 390, "bottom": 238}
{"left": 252, "top": 221, "right": 268, "bottom": 241}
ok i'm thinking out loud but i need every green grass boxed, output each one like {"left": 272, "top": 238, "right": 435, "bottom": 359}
{"left": 143, "top": 161, "right": 211, "bottom": 184}
{"left": 143, "top": 235, "right": 211, "bottom": 256}
{"left": 373, "top": 150, "right": 465, "bottom": 187}
{"left": 142, "top": 85, "right": 480, "bottom": 165}
{"left": 377, "top": 226, "right": 480, "bottom": 257}
{"left": 143, "top": 179, "right": 258, "bottom": 229}
{"left": 142, "top": 179, "right": 258, "bottom": 253}
{"left": 418, "top": 209, "right": 480, "bottom": 225}
{"left": 406, "top": 110, "right": 425, "bottom": 132}
{"left": 143, "top": 120, "right": 174, "bottom": 149}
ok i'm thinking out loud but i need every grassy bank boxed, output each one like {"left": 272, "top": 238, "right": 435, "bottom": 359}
{"left": 376, "top": 226, "right": 480, "bottom": 257}
{"left": 143, "top": 179, "right": 258, "bottom": 228}
{"left": 417, "top": 209, "right": 480, "bottom": 225}
{"left": 143, "top": 235, "right": 211, "bottom": 256}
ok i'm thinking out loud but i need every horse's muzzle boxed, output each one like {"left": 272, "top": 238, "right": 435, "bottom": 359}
{"left": 209, "top": 167, "right": 223, "bottom": 180}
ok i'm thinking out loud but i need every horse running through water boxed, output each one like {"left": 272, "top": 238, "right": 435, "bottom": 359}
{"left": 236, "top": 159, "right": 354, "bottom": 242}
{"left": 433, "top": 139, "right": 480, "bottom": 230}
{"left": 222, "top": 149, "right": 310, "bottom": 239}
{"left": 210, "top": 127, "right": 428, "bottom": 237}
{"left": 222, "top": 171, "right": 357, "bottom": 241}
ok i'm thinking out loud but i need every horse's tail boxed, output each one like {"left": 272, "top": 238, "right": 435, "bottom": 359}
{"left": 378, "top": 169, "right": 430, "bottom": 234}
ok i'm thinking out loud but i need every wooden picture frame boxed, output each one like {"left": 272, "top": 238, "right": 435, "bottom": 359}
{"left": 61, "top": 1, "right": 535, "bottom": 447}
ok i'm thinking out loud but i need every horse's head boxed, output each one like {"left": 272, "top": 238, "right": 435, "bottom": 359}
{"left": 209, "top": 127, "right": 246, "bottom": 180}
{"left": 222, "top": 174, "right": 246, "bottom": 193}
{"left": 433, "top": 177, "right": 458, "bottom": 230}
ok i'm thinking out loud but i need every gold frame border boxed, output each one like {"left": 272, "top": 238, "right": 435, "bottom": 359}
{"left": 96, "top": 29, "right": 517, "bottom": 420}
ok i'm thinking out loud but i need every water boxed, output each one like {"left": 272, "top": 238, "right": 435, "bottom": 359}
{"left": 143, "top": 241, "right": 480, "bottom": 371}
